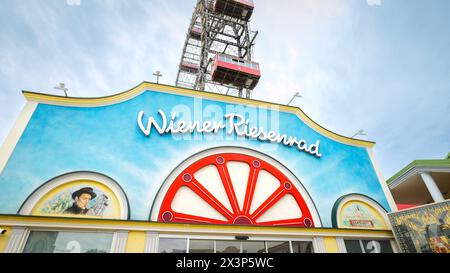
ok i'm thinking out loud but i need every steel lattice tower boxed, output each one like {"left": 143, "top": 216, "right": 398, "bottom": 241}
{"left": 175, "top": 0, "right": 260, "bottom": 99}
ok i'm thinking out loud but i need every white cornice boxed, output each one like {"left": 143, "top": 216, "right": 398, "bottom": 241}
{"left": 388, "top": 166, "right": 450, "bottom": 190}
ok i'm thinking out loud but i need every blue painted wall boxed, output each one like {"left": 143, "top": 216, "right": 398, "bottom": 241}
{"left": 0, "top": 89, "right": 390, "bottom": 227}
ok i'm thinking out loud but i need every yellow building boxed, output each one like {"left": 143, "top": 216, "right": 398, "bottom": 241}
{"left": 0, "top": 82, "right": 398, "bottom": 253}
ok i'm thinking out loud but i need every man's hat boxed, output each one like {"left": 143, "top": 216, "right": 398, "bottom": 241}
{"left": 72, "top": 187, "right": 97, "bottom": 200}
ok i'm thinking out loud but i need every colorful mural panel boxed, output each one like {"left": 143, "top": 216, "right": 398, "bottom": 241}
{"left": 18, "top": 172, "right": 129, "bottom": 220}
{"left": 333, "top": 194, "right": 389, "bottom": 230}
{"left": 339, "top": 202, "right": 385, "bottom": 229}
{"left": 389, "top": 201, "right": 450, "bottom": 253}
{"left": 37, "top": 185, "right": 111, "bottom": 217}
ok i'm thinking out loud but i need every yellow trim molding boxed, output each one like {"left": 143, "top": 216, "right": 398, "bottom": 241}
{"left": 0, "top": 226, "right": 12, "bottom": 253}
{"left": 22, "top": 82, "right": 375, "bottom": 148}
{"left": 0, "top": 215, "right": 393, "bottom": 238}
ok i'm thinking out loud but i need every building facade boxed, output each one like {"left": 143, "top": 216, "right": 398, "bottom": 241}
{"left": 387, "top": 153, "right": 450, "bottom": 253}
{"left": 0, "top": 82, "right": 398, "bottom": 253}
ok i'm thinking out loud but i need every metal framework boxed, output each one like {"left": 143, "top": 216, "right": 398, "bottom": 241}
{"left": 175, "top": 0, "right": 259, "bottom": 98}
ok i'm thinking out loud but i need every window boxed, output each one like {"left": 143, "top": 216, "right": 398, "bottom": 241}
{"left": 343, "top": 240, "right": 363, "bottom": 253}
{"left": 241, "top": 241, "right": 266, "bottom": 253}
{"left": 231, "top": 58, "right": 245, "bottom": 65}
{"left": 216, "top": 240, "right": 241, "bottom": 253}
{"left": 344, "top": 239, "right": 394, "bottom": 253}
{"left": 158, "top": 238, "right": 187, "bottom": 253}
{"left": 23, "top": 231, "right": 113, "bottom": 253}
{"left": 267, "top": 241, "right": 290, "bottom": 253}
{"left": 189, "top": 239, "right": 214, "bottom": 253}
{"left": 361, "top": 240, "right": 394, "bottom": 253}
{"left": 158, "top": 237, "right": 314, "bottom": 253}
{"left": 291, "top": 241, "right": 314, "bottom": 253}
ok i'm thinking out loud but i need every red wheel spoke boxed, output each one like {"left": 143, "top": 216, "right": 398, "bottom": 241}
{"left": 216, "top": 163, "right": 240, "bottom": 215}
{"left": 188, "top": 178, "right": 234, "bottom": 220}
{"left": 172, "top": 212, "right": 229, "bottom": 225}
{"left": 243, "top": 166, "right": 260, "bottom": 214}
{"left": 250, "top": 187, "right": 286, "bottom": 221}
{"left": 158, "top": 152, "right": 315, "bottom": 228}
{"left": 256, "top": 218, "right": 310, "bottom": 227}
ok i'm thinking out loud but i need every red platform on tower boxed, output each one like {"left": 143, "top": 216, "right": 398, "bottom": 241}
{"left": 213, "top": 0, "right": 255, "bottom": 21}
{"left": 180, "top": 61, "right": 200, "bottom": 73}
{"left": 189, "top": 26, "right": 202, "bottom": 40}
{"left": 211, "top": 54, "right": 261, "bottom": 90}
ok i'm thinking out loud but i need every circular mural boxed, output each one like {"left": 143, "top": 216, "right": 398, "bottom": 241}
{"left": 332, "top": 194, "right": 389, "bottom": 230}
{"left": 19, "top": 171, "right": 129, "bottom": 220}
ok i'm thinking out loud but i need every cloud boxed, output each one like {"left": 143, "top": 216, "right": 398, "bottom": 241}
{"left": 367, "top": 0, "right": 382, "bottom": 6}
{"left": 66, "top": 0, "right": 81, "bottom": 6}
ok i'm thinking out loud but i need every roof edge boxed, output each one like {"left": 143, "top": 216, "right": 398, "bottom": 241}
{"left": 22, "top": 81, "right": 376, "bottom": 148}
{"left": 387, "top": 158, "right": 450, "bottom": 184}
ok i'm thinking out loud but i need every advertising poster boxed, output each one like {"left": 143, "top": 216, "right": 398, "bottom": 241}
{"left": 388, "top": 201, "right": 450, "bottom": 253}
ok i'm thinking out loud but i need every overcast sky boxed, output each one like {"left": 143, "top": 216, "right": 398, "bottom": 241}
{"left": 0, "top": 0, "right": 449, "bottom": 179}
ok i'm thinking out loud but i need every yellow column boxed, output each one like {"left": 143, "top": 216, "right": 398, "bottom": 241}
{"left": 125, "top": 231, "right": 146, "bottom": 253}
{"left": 0, "top": 227, "right": 12, "bottom": 253}
{"left": 323, "top": 237, "right": 339, "bottom": 253}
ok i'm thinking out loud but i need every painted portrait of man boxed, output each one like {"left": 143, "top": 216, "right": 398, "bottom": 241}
{"left": 63, "top": 187, "right": 97, "bottom": 215}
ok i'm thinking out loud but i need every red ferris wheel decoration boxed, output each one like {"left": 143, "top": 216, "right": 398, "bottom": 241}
{"left": 158, "top": 152, "right": 316, "bottom": 228}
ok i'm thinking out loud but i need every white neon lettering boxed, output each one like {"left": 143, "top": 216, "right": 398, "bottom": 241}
{"left": 138, "top": 110, "right": 322, "bottom": 158}
{"left": 137, "top": 110, "right": 167, "bottom": 136}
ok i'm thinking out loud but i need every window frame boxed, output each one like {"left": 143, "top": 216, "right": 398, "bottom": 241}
{"left": 157, "top": 234, "right": 315, "bottom": 253}
{"left": 341, "top": 237, "right": 398, "bottom": 253}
